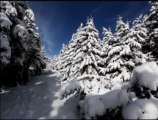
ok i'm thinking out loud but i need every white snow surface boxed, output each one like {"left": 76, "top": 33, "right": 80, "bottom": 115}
{"left": 130, "top": 62, "right": 158, "bottom": 91}
{"left": 0, "top": 70, "right": 80, "bottom": 119}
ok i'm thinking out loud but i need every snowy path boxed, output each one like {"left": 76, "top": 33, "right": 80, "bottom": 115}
{"left": 0, "top": 70, "right": 80, "bottom": 119}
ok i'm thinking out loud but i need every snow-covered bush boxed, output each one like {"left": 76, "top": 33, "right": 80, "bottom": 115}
{"left": 78, "top": 89, "right": 136, "bottom": 119}
{"left": 60, "top": 79, "right": 81, "bottom": 99}
{"left": 130, "top": 62, "right": 158, "bottom": 91}
{"left": 60, "top": 75, "right": 111, "bottom": 99}
{"left": 129, "top": 62, "right": 158, "bottom": 99}
{"left": 123, "top": 98, "right": 158, "bottom": 119}
{"left": 122, "top": 62, "right": 158, "bottom": 119}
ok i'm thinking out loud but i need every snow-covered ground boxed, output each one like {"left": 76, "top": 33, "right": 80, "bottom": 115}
{"left": 0, "top": 69, "right": 80, "bottom": 119}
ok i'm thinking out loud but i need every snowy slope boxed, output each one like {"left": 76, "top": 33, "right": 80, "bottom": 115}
{"left": 0, "top": 69, "right": 80, "bottom": 119}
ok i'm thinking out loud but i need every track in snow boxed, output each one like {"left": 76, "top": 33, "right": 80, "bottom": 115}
{"left": 0, "top": 70, "right": 80, "bottom": 119}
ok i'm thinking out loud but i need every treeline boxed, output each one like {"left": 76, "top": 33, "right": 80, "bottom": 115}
{"left": 53, "top": 1, "right": 158, "bottom": 86}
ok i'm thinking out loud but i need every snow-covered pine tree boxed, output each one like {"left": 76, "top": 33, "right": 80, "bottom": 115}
{"left": 56, "top": 44, "right": 68, "bottom": 70}
{"left": 144, "top": 1, "right": 158, "bottom": 62}
{"left": 0, "top": 1, "right": 19, "bottom": 86}
{"left": 23, "top": 5, "right": 46, "bottom": 78}
{"left": 60, "top": 44, "right": 69, "bottom": 68}
{"left": 63, "top": 23, "right": 85, "bottom": 81}
{"left": 113, "top": 15, "right": 149, "bottom": 86}
{"left": 11, "top": 1, "right": 30, "bottom": 85}
{"left": 103, "top": 15, "right": 150, "bottom": 89}
{"left": 59, "top": 17, "right": 110, "bottom": 97}
{"left": 57, "top": 43, "right": 72, "bottom": 81}
{"left": 54, "top": 23, "right": 85, "bottom": 81}
{"left": 68, "top": 17, "right": 105, "bottom": 80}
{"left": 45, "top": 55, "right": 54, "bottom": 70}
{"left": 102, "top": 27, "right": 113, "bottom": 50}
{"left": 52, "top": 55, "right": 59, "bottom": 70}
{"left": 0, "top": 1, "right": 14, "bottom": 65}
{"left": 105, "top": 16, "right": 131, "bottom": 88}
{"left": 101, "top": 27, "right": 115, "bottom": 75}
{"left": 54, "top": 23, "right": 86, "bottom": 82}
{"left": 40, "top": 45, "right": 47, "bottom": 69}
{"left": 125, "top": 15, "right": 148, "bottom": 66}
{"left": 0, "top": 1, "right": 46, "bottom": 87}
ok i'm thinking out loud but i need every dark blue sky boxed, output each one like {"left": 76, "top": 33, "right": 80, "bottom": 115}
{"left": 28, "top": 1, "right": 150, "bottom": 58}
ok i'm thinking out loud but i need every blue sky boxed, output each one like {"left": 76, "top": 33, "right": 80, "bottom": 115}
{"left": 28, "top": 1, "right": 150, "bottom": 58}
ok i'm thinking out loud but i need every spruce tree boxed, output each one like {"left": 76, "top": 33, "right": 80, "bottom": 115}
{"left": 105, "top": 16, "right": 130, "bottom": 87}
{"left": 0, "top": 1, "right": 46, "bottom": 87}
{"left": 24, "top": 6, "right": 46, "bottom": 75}
{"left": 54, "top": 17, "right": 109, "bottom": 94}
{"left": 102, "top": 27, "right": 113, "bottom": 50}
{"left": 67, "top": 17, "right": 105, "bottom": 80}
{"left": 126, "top": 15, "right": 148, "bottom": 66}
{"left": 0, "top": 1, "right": 20, "bottom": 86}
{"left": 102, "top": 27, "right": 115, "bottom": 75}
{"left": 54, "top": 23, "right": 85, "bottom": 81}
{"left": 145, "top": 1, "right": 158, "bottom": 62}
{"left": 58, "top": 44, "right": 71, "bottom": 81}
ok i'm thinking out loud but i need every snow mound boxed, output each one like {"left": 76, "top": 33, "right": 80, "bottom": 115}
{"left": 123, "top": 98, "right": 158, "bottom": 119}
{"left": 78, "top": 75, "right": 110, "bottom": 94}
{"left": 60, "top": 80, "right": 81, "bottom": 99}
{"left": 60, "top": 75, "right": 111, "bottom": 99}
{"left": 79, "top": 94, "right": 106, "bottom": 119}
{"left": 130, "top": 62, "right": 158, "bottom": 91}
{"left": 79, "top": 89, "right": 135, "bottom": 119}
